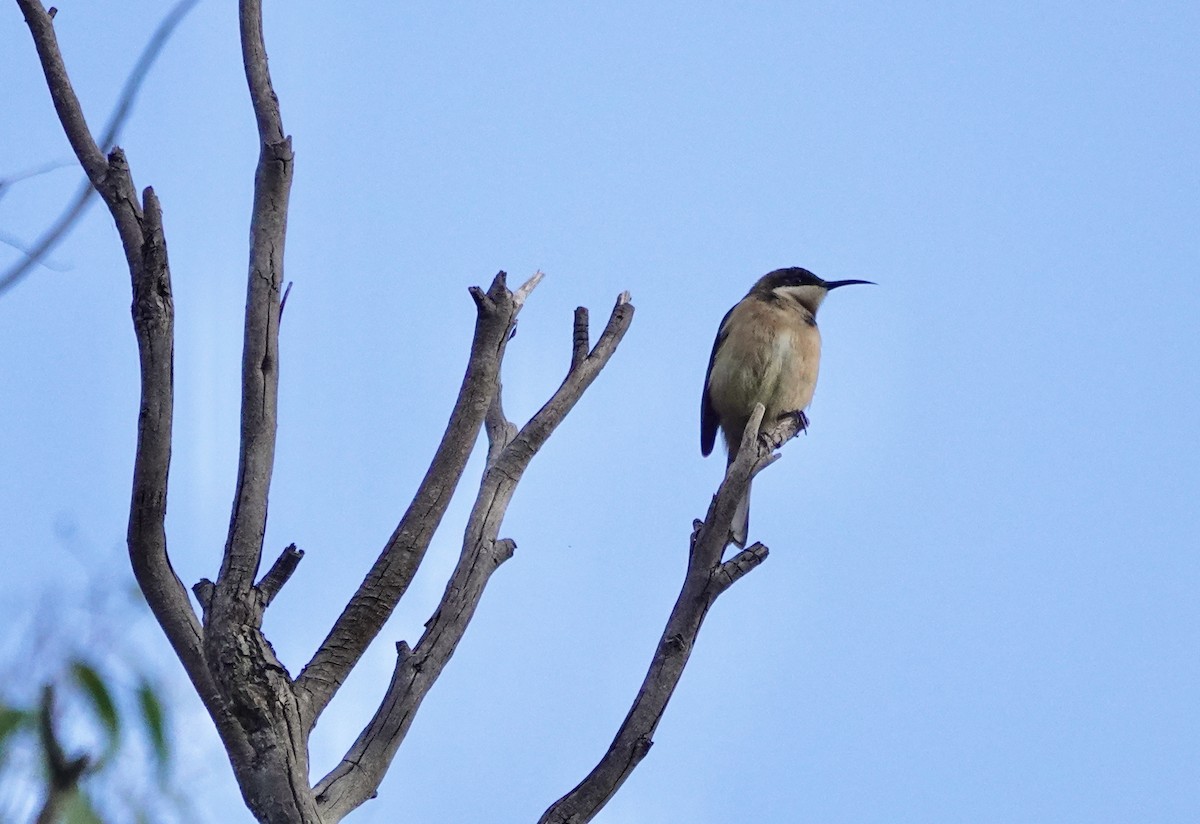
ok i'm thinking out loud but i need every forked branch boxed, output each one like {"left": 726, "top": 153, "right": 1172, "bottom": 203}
{"left": 296, "top": 271, "right": 540, "bottom": 725}
{"left": 312, "top": 290, "right": 635, "bottom": 821}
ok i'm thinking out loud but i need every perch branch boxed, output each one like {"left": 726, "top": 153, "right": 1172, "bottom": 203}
{"left": 539, "top": 404, "right": 802, "bottom": 824}
{"left": 312, "top": 292, "right": 635, "bottom": 821}
{"left": 296, "top": 271, "right": 544, "bottom": 725}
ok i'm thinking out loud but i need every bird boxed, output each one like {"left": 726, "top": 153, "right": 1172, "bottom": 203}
{"left": 701, "top": 267, "right": 872, "bottom": 547}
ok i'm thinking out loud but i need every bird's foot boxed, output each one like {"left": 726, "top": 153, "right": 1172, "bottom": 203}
{"left": 756, "top": 410, "right": 805, "bottom": 452}
{"left": 786, "top": 409, "right": 810, "bottom": 434}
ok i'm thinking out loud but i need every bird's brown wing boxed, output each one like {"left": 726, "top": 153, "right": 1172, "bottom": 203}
{"left": 701, "top": 305, "right": 735, "bottom": 456}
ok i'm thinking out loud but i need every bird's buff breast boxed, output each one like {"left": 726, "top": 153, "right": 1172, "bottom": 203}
{"left": 710, "top": 301, "right": 821, "bottom": 430}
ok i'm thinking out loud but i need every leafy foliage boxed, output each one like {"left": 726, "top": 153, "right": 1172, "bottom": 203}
{"left": 135, "top": 678, "right": 170, "bottom": 780}
{"left": 70, "top": 662, "right": 121, "bottom": 762}
{"left": 0, "top": 555, "right": 190, "bottom": 823}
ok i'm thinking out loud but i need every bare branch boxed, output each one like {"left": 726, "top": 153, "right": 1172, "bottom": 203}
{"left": 158, "top": 10, "right": 327, "bottom": 821}
{"left": 296, "top": 271, "right": 520, "bottom": 724}
{"left": 3, "top": 0, "right": 197, "bottom": 296}
{"left": 130, "top": 185, "right": 254, "bottom": 766}
{"left": 539, "top": 405, "right": 801, "bottom": 824}
{"left": 16, "top": 1, "right": 108, "bottom": 183}
{"left": 255, "top": 543, "right": 304, "bottom": 607}
{"left": 239, "top": 0, "right": 285, "bottom": 146}
{"left": 216, "top": 0, "right": 295, "bottom": 595}
{"left": 16, "top": 1, "right": 144, "bottom": 272}
{"left": 512, "top": 291, "right": 634, "bottom": 462}
{"left": 312, "top": 293, "right": 634, "bottom": 820}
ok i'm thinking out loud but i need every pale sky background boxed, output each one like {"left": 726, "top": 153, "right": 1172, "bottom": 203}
{"left": 2, "top": 1, "right": 1199, "bottom": 822}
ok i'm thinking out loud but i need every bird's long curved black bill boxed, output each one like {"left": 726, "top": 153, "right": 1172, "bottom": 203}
{"left": 824, "top": 279, "right": 875, "bottom": 289}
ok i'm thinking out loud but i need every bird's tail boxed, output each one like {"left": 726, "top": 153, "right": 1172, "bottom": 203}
{"left": 730, "top": 477, "right": 751, "bottom": 548}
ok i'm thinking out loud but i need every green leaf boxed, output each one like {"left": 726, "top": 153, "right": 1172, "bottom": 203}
{"left": 136, "top": 678, "right": 170, "bottom": 777}
{"left": 70, "top": 661, "right": 120, "bottom": 755}
{"left": 0, "top": 705, "right": 33, "bottom": 749}
{"left": 63, "top": 791, "right": 105, "bottom": 824}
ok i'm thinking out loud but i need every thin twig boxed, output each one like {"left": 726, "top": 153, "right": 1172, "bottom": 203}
{"left": 1, "top": 0, "right": 198, "bottom": 295}
{"left": 0, "top": 159, "right": 72, "bottom": 206}
{"left": 0, "top": 229, "right": 69, "bottom": 271}
{"left": 279, "top": 280, "right": 294, "bottom": 320}
{"left": 0, "top": 179, "right": 94, "bottom": 295}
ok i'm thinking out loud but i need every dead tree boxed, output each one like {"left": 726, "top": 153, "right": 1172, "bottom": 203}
{"left": 16, "top": 2, "right": 800, "bottom": 821}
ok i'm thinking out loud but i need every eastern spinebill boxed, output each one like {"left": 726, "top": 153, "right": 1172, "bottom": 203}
{"left": 701, "top": 267, "right": 872, "bottom": 547}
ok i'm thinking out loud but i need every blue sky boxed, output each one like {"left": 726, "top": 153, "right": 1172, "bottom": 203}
{"left": 2, "top": 1, "right": 1198, "bottom": 821}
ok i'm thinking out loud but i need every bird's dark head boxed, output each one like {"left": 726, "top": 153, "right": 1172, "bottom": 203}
{"left": 753, "top": 267, "right": 874, "bottom": 315}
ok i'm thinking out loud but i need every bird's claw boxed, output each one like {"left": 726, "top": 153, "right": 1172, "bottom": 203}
{"left": 758, "top": 410, "right": 808, "bottom": 451}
